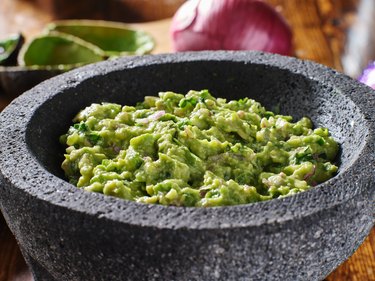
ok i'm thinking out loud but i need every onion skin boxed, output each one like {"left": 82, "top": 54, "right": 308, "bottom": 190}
{"left": 170, "top": 0, "right": 293, "bottom": 55}
{"left": 358, "top": 62, "right": 375, "bottom": 89}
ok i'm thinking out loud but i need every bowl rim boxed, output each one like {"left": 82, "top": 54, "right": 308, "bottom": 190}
{"left": 0, "top": 50, "right": 374, "bottom": 230}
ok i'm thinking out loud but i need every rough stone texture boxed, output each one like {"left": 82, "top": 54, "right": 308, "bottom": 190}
{"left": 0, "top": 51, "right": 374, "bottom": 281}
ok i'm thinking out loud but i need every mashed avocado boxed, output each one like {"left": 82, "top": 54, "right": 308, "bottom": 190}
{"left": 60, "top": 90, "right": 339, "bottom": 207}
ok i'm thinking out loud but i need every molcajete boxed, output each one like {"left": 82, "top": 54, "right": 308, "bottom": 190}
{"left": 0, "top": 51, "right": 373, "bottom": 281}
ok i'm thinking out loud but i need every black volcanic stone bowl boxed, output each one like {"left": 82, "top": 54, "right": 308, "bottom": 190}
{"left": 0, "top": 51, "right": 374, "bottom": 281}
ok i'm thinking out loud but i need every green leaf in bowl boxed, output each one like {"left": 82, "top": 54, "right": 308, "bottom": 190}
{"left": 45, "top": 20, "right": 155, "bottom": 57}
{"left": 18, "top": 32, "right": 105, "bottom": 68}
{"left": 0, "top": 34, "right": 25, "bottom": 66}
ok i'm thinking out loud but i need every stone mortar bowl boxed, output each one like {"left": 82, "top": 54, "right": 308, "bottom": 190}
{"left": 0, "top": 51, "right": 374, "bottom": 281}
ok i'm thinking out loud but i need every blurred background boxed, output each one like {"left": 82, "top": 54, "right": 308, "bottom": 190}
{"left": 27, "top": 0, "right": 186, "bottom": 22}
{"left": 1, "top": 0, "right": 374, "bottom": 73}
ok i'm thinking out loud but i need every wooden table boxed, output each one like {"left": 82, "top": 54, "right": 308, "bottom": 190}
{"left": 0, "top": 0, "right": 374, "bottom": 280}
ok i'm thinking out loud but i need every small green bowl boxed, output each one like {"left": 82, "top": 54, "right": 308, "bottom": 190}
{"left": 0, "top": 34, "right": 25, "bottom": 66}
{"left": 18, "top": 31, "right": 105, "bottom": 67}
{"left": 45, "top": 20, "right": 155, "bottom": 57}
{"left": 0, "top": 20, "right": 155, "bottom": 98}
{"left": 0, "top": 65, "right": 65, "bottom": 98}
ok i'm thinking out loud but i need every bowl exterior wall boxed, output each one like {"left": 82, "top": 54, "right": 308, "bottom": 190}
{"left": 0, "top": 179, "right": 373, "bottom": 281}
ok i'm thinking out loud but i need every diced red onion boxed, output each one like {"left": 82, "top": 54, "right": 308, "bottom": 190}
{"left": 149, "top": 110, "right": 166, "bottom": 120}
{"left": 303, "top": 165, "right": 316, "bottom": 181}
{"left": 137, "top": 110, "right": 166, "bottom": 124}
{"left": 170, "top": 0, "right": 293, "bottom": 55}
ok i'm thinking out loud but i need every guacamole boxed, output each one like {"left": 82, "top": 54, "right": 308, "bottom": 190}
{"left": 61, "top": 90, "right": 339, "bottom": 207}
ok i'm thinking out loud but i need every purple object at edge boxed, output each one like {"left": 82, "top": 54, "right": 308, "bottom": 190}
{"left": 359, "top": 61, "right": 375, "bottom": 89}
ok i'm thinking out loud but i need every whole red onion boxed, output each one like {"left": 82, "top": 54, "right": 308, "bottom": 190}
{"left": 170, "top": 0, "right": 293, "bottom": 55}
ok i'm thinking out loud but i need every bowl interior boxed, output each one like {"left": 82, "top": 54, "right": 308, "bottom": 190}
{"left": 25, "top": 59, "right": 366, "bottom": 187}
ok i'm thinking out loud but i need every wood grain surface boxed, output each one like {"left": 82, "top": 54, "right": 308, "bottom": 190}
{"left": 0, "top": 0, "right": 374, "bottom": 280}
